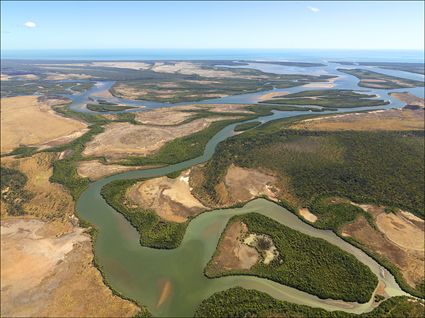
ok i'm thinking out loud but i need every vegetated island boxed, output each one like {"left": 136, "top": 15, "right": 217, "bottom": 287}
{"left": 258, "top": 89, "right": 389, "bottom": 108}
{"left": 338, "top": 68, "right": 424, "bottom": 89}
{"left": 331, "top": 61, "right": 425, "bottom": 75}
{"left": 205, "top": 213, "right": 377, "bottom": 303}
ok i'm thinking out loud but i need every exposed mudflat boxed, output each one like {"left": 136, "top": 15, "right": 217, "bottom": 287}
{"left": 77, "top": 160, "right": 155, "bottom": 180}
{"left": 82, "top": 117, "right": 233, "bottom": 160}
{"left": 0, "top": 96, "right": 88, "bottom": 153}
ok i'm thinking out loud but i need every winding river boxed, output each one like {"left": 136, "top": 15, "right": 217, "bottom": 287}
{"left": 72, "top": 62, "right": 423, "bottom": 316}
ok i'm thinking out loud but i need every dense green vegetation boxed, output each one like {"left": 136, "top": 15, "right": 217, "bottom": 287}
{"left": 86, "top": 103, "right": 137, "bottom": 112}
{"left": 259, "top": 89, "right": 390, "bottom": 108}
{"left": 309, "top": 197, "right": 372, "bottom": 231}
{"left": 234, "top": 121, "right": 262, "bottom": 131}
{"left": 338, "top": 69, "right": 424, "bottom": 89}
{"left": 7, "top": 146, "right": 38, "bottom": 158}
{"left": 101, "top": 179, "right": 187, "bottom": 249}
{"left": 206, "top": 213, "right": 377, "bottom": 303}
{"left": 194, "top": 117, "right": 424, "bottom": 299}
{"left": 197, "top": 126, "right": 424, "bottom": 217}
{"left": 194, "top": 287, "right": 425, "bottom": 318}
{"left": 0, "top": 166, "right": 33, "bottom": 215}
{"left": 49, "top": 125, "right": 104, "bottom": 199}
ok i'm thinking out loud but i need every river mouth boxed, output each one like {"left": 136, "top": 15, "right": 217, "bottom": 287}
{"left": 73, "top": 61, "right": 420, "bottom": 316}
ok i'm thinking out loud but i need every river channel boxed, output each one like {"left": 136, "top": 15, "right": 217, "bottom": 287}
{"left": 72, "top": 62, "right": 422, "bottom": 316}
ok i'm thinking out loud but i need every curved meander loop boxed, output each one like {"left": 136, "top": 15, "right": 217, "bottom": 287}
{"left": 73, "top": 63, "right": 422, "bottom": 316}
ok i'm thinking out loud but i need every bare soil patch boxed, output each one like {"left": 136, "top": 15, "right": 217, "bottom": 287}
{"left": 291, "top": 109, "right": 424, "bottom": 131}
{"left": 0, "top": 218, "right": 139, "bottom": 317}
{"left": 1, "top": 96, "right": 88, "bottom": 153}
{"left": 127, "top": 170, "right": 208, "bottom": 223}
{"left": 206, "top": 222, "right": 259, "bottom": 273}
{"left": 215, "top": 164, "right": 280, "bottom": 206}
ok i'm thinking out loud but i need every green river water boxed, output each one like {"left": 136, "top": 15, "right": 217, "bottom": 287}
{"left": 76, "top": 119, "right": 409, "bottom": 317}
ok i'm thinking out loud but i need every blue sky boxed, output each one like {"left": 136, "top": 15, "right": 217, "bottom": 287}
{"left": 1, "top": 1, "right": 424, "bottom": 50}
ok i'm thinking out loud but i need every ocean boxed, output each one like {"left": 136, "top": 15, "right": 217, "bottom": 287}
{"left": 1, "top": 49, "right": 424, "bottom": 62}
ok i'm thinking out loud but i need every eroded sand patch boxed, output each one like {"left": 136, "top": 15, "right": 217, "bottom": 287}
{"left": 127, "top": 170, "right": 208, "bottom": 223}
{"left": 299, "top": 208, "right": 318, "bottom": 223}
{"left": 0, "top": 218, "right": 139, "bottom": 317}
{"left": 1, "top": 96, "right": 88, "bottom": 153}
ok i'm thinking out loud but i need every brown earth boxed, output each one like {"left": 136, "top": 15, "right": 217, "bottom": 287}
{"left": 206, "top": 221, "right": 259, "bottom": 275}
{"left": 1, "top": 152, "right": 74, "bottom": 220}
{"left": 291, "top": 109, "right": 424, "bottom": 131}
{"left": 82, "top": 117, "right": 237, "bottom": 160}
{"left": 77, "top": 160, "right": 158, "bottom": 180}
{"left": 1, "top": 96, "right": 88, "bottom": 154}
{"left": 342, "top": 212, "right": 424, "bottom": 289}
{"left": 0, "top": 218, "right": 139, "bottom": 317}
{"left": 214, "top": 164, "right": 281, "bottom": 206}
{"left": 126, "top": 170, "right": 208, "bottom": 223}
{"left": 390, "top": 92, "right": 425, "bottom": 107}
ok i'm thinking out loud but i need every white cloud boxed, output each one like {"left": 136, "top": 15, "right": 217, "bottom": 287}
{"left": 24, "top": 21, "right": 36, "bottom": 28}
{"left": 307, "top": 6, "right": 320, "bottom": 13}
